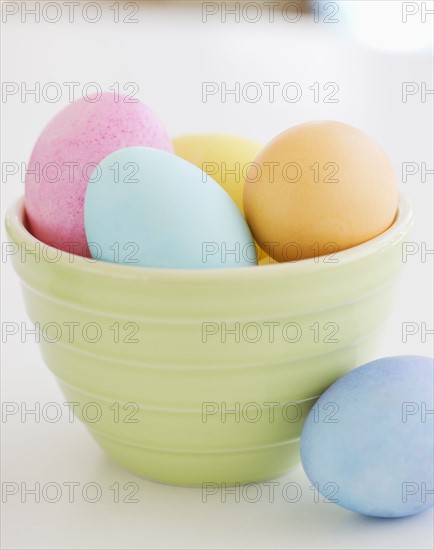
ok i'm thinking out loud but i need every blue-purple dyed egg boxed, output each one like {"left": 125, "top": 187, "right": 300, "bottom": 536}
{"left": 301, "top": 355, "right": 434, "bottom": 517}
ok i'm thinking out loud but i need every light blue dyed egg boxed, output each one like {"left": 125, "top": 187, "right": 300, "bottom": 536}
{"left": 300, "top": 355, "right": 434, "bottom": 518}
{"left": 84, "top": 147, "right": 257, "bottom": 268}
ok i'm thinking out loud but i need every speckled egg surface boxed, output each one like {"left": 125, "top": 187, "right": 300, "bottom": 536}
{"left": 25, "top": 93, "right": 173, "bottom": 257}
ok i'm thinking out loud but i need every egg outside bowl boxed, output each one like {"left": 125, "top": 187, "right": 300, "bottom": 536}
{"left": 6, "top": 196, "right": 412, "bottom": 486}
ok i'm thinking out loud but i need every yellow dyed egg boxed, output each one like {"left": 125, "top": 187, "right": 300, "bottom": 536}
{"left": 173, "top": 134, "right": 274, "bottom": 265}
{"left": 173, "top": 134, "right": 261, "bottom": 212}
{"left": 243, "top": 121, "right": 398, "bottom": 263}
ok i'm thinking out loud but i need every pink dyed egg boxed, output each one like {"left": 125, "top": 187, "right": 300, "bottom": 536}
{"left": 25, "top": 93, "right": 173, "bottom": 257}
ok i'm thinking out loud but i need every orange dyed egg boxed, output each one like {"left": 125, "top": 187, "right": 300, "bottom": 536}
{"left": 243, "top": 121, "right": 398, "bottom": 262}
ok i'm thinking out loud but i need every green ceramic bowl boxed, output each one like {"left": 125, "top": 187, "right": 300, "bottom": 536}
{"left": 6, "top": 196, "right": 412, "bottom": 486}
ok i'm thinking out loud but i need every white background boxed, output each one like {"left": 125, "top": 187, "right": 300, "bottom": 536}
{"left": 1, "top": 1, "right": 433, "bottom": 549}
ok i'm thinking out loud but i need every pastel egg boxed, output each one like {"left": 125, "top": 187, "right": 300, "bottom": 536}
{"left": 25, "top": 93, "right": 173, "bottom": 257}
{"left": 173, "top": 134, "right": 261, "bottom": 212}
{"left": 173, "top": 134, "right": 273, "bottom": 265}
{"left": 243, "top": 121, "right": 398, "bottom": 262}
{"left": 84, "top": 147, "right": 257, "bottom": 269}
{"left": 300, "top": 355, "right": 434, "bottom": 518}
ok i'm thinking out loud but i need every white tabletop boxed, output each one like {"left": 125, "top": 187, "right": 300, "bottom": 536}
{"left": 1, "top": 2, "right": 433, "bottom": 549}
